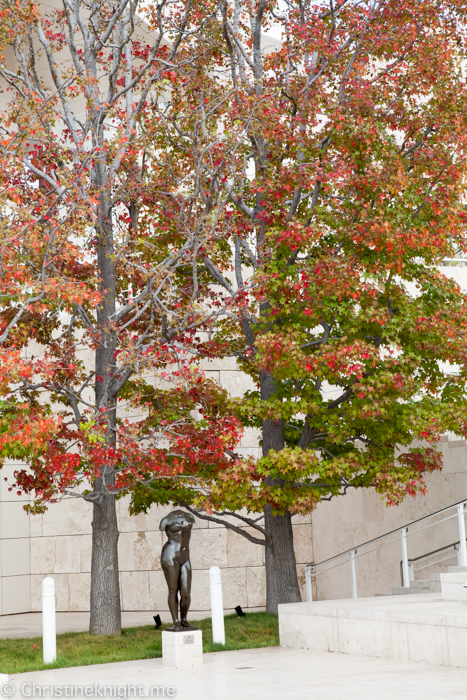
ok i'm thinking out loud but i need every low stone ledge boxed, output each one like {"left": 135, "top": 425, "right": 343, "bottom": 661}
{"left": 279, "top": 594, "right": 467, "bottom": 667}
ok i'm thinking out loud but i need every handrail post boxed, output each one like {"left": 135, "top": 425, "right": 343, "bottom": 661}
{"left": 305, "top": 566, "right": 313, "bottom": 602}
{"left": 457, "top": 503, "right": 467, "bottom": 567}
{"left": 400, "top": 528, "right": 410, "bottom": 587}
{"left": 349, "top": 549, "right": 357, "bottom": 598}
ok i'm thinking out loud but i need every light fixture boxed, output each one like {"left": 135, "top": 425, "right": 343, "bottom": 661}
{"left": 153, "top": 614, "right": 162, "bottom": 629}
{"left": 235, "top": 605, "right": 246, "bottom": 617}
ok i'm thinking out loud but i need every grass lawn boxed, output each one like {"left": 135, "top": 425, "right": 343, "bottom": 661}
{"left": 0, "top": 612, "right": 279, "bottom": 675}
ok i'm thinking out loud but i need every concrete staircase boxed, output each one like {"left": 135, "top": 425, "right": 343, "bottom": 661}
{"left": 377, "top": 566, "right": 467, "bottom": 597}
{"left": 391, "top": 574, "right": 441, "bottom": 595}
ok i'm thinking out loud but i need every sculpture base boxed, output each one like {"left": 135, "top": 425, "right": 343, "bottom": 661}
{"left": 162, "top": 629, "right": 203, "bottom": 667}
{"left": 164, "top": 626, "right": 200, "bottom": 632}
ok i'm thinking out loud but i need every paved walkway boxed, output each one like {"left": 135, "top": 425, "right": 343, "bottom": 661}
{"left": 3, "top": 646, "right": 467, "bottom": 700}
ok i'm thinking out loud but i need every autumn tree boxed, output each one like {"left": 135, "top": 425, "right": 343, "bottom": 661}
{"left": 129, "top": 0, "right": 467, "bottom": 613}
{"left": 0, "top": 0, "right": 244, "bottom": 635}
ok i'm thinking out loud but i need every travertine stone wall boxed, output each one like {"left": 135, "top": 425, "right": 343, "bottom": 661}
{"left": 25, "top": 498, "right": 312, "bottom": 614}
{"left": 312, "top": 435, "right": 467, "bottom": 600}
{"left": 0, "top": 462, "right": 32, "bottom": 615}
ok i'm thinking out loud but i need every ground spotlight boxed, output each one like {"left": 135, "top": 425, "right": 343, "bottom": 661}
{"left": 235, "top": 605, "right": 246, "bottom": 617}
{"left": 153, "top": 614, "right": 162, "bottom": 629}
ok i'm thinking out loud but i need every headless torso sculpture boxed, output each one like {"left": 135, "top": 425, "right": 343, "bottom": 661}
{"left": 160, "top": 510, "right": 195, "bottom": 630}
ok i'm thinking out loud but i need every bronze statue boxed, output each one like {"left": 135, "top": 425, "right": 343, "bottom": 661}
{"left": 160, "top": 509, "right": 195, "bottom": 631}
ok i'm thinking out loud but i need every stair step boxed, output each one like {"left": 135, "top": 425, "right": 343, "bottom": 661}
{"left": 392, "top": 585, "right": 430, "bottom": 595}
{"left": 428, "top": 573, "right": 441, "bottom": 581}
{"left": 409, "top": 580, "right": 431, "bottom": 589}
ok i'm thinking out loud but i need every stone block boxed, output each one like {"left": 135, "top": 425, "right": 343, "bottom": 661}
{"left": 149, "top": 570, "right": 169, "bottom": 612}
{"left": 42, "top": 499, "right": 92, "bottom": 536}
{"left": 54, "top": 536, "right": 81, "bottom": 574}
{"left": 202, "top": 356, "right": 238, "bottom": 372}
{"left": 219, "top": 370, "right": 255, "bottom": 398}
{"left": 226, "top": 528, "right": 264, "bottom": 568}
{"left": 2, "top": 575, "right": 31, "bottom": 615}
{"left": 68, "top": 573, "right": 91, "bottom": 612}
{"left": 30, "top": 574, "right": 70, "bottom": 612}
{"left": 79, "top": 535, "right": 92, "bottom": 573}
{"left": 29, "top": 513, "right": 43, "bottom": 538}
{"left": 119, "top": 530, "right": 162, "bottom": 572}
{"left": 440, "top": 572, "right": 467, "bottom": 602}
{"left": 117, "top": 499, "right": 171, "bottom": 533}
{"left": 296, "top": 564, "right": 307, "bottom": 601}
{"left": 246, "top": 567, "right": 266, "bottom": 608}
{"left": 206, "top": 508, "right": 252, "bottom": 529}
{"left": 189, "top": 529, "right": 227, "bottom": 570}
{"left": 31, "top": 536, "right": 55, "bottom": 574}
{"left": 292, "top": 524, "right": 313, "bottom": 564}
{"left": 2, "top": 538, "right": 29, "bottom": 576}
{"left": 221, "top": 567, "right": 247, "bottom": 609}
{"left": 121, "top": 571, "right": 151, "bottom": 611}
{"left": 291, "top": 512, "right": 312, "bottom": 525}
{"left": 240, "top": 427, "right": 261, "bottom": 448}
{"left": 190, "top": 569, "right": 210, "bottom": 611}
{"left": 162, "top": 629, "right": 202, "bottom": 667}
{"left": 278, "top": 595, "right": 467, "bottom": 668}
{"left": 1, "top": 501, "right": 30, "bottom": 539}
{"left": 188, "top": 513, "right": 209, "bottom": 529}
{"left": 446, "top": 624, "right": 467, "bottom": 667}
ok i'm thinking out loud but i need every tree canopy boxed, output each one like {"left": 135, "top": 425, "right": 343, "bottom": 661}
{"left": 1, "top": 0, "right": 467, "bottom": 617}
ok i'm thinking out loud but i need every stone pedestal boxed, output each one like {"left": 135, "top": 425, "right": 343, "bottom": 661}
{"left": 162, "top": 629, "right": 203, "bottom": 667}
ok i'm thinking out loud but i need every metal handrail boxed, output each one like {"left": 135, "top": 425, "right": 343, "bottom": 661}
{"left": 304, "top": 499, "right": 467, "bottom": 603}
{"left": 306, "top": 497, "right": 467, "bottom": 571}
{"left": 413, "top": 552, "right": 457, "bottom": 572}
{"left": 408, "top": 540, "right": 459, "bottom": 565}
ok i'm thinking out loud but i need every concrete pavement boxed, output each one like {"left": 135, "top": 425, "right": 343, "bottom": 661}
{"left": 3, "top": 646, "right": 467, "bottom": 700}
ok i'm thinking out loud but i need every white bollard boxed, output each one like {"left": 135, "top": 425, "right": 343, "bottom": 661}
{"left": 42, "top": 577, "right": 57, "bottom": 664}
{"left": 209, "top": 566, "right": 225, "bottom": 645}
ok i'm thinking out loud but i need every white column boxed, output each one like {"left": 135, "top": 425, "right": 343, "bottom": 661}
{"left": 349, "top": 550, "right": 357, "bottom": 598}
{"left": 400, "top": 528, "right": 410, "bottom": 587}
{"left": 457, "top": 503, "right": 467, "bottom": 567}
{"left": 305, "top": 566, "right": 313, "bottom": 602}
{"left": 42, "top": 577, "right": 57, "bottom": 664}
{"left": 209, "top": 566, "right": 225, "bottom": 645}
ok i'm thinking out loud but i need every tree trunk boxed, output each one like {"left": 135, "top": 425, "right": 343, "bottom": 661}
{"left": 264, "top": 507, "right": 301, "bottom": 614}
{"left": 261, "top": 370, "right": 302, "bottom": 614}
{"left": 90, "top": 184, "right": 122, "bottom": 634}
{"left": 89, "top": 494, "right": 121, "bottom": 635}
